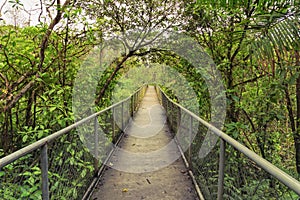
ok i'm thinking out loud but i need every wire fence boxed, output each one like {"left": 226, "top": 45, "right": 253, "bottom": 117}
{"left": 0, "top": 86, "right": 147, "bottom": 200}
{"left": 2, "top": 84, "right": 298, "bottom": 200}
{"left": 156, "top": 86, "right": 300, "bottom": 200}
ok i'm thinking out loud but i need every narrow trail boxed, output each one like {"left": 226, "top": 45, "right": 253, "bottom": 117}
{"left": 91, "top": 86, "right": 199, "bottom": 200}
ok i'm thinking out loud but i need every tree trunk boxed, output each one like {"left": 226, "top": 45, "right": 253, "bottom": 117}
{"left": 295, "top": 51, "right": 300, "bottom": 174}
{"left": 95, "top": 51, "right": 134, "bottom": 105}
{"left": 2, "top": 109, "right": 10, "bottom": 154}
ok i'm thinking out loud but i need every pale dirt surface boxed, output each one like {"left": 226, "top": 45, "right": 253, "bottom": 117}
{"left": 91, "top": 86, "right": 199, "bottom": 200}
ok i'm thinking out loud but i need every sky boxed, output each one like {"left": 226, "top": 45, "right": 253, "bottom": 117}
{"left": 0, "top": 0, "right": 66, "bottom": 26}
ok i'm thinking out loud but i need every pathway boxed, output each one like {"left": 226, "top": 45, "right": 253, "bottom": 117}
{"left": 91, "top": 86, "right": 199, "bottom": 200}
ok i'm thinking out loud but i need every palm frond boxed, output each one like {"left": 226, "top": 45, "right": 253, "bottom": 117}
{"left": 251, "top": 16, "right": 300, "bottom": 68}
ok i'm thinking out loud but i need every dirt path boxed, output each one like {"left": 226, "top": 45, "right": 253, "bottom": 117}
{"left": 91, "top": 86, "right": 199, "bottom": 200}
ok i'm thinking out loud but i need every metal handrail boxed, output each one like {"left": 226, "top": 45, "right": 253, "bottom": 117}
{"left": 156, "top": 86, "right": 300, "bottom": 197}
{"left": 0, "top": 85, "right": 147, "bottom": 199}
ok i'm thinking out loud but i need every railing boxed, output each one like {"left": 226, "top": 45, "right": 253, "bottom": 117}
{"left": 0, "top": 85, "right": 147, "bottom": 200}
{"left": 156, "top": 86, "right": 300, "bottom": 199}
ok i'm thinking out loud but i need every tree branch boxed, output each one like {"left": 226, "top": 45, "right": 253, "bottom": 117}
{"left": 95, "top": 51, "right": 135, "bottom": 105}
{"left": 3, "top": 0, "right": 71, "bottom": 112}
{"left": 232, "top": 74, "right": 267, "bottom": 88}
{"left": 132, "top": 48, "right": 168, "bottom": 57}
{"left": 0, "top": 0, "right": 8, "bottom": 17}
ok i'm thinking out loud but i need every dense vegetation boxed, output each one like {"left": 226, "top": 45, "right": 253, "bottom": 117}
{"left": 0, "top": 0, "right": 300, "bottom": 199}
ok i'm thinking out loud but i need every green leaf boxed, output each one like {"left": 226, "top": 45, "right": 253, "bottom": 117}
{"left": 22, "top": 135, "right": 28, "bottom": 143}
{"left": 287, "top": 73, "right": 299, "bottom": 85}
{"left": 49, "top": 107, "right": 56, "bottom": 112}
{"left": 0, "top": 171, "right": 5, "bottom": 177}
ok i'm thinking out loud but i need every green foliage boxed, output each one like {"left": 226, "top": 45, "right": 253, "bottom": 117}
{"left": 183, "top": 0, "right": 300, "bottom": 198}
{"left": 0, "top": 5, "right": 97, "bottom": 198}
{"left": 1, "top": 0, "right": 300, "bottom": 199}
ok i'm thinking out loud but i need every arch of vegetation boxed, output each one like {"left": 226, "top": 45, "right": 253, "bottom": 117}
{"left": 0, "top": 0, "right": 300, "bottom": 199}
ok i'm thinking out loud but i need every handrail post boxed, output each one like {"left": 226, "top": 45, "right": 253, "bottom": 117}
{"left": 217, "top": 139, "right": 225, "bottom": 200}
{"left": 170, "top": 103, "right": 173, "bottom": 130}
{"left": 177, "top": 106, "right": 181, "bottom": 132}
{"left": 135, "top": 92, "right": 137, "bottom": 110}
{"left": 131, "top": 94, "right": 134, "bottom": 117}
{"left": 112, "top": 107, "right": 116, "bottom": 142}
{"left": 121, "top": 102, "right": 124, "bottom": 131}
{"left": 188, "top": 115, "right": 193, "bottom": 166}
{"left": 161, "top": 92, "right": 164, "bottom": 107}
{"left": 127, "top": 100, "right": 130, "bottom": 125}
{"left": 94, "top": 117, "right": 99, "bottom": 174}
{"left": 41, "top": 144, "right": 49, "bottom": 200}
{"left": 166, "top": 97, "right": 169, "bottom": 119}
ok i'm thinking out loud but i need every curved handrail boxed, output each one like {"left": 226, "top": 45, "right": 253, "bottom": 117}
{"left": 0, "top": 85, "right": 147, "bottom": 200}
{"left": 0, "top": 85, "right": 146, "bottom": 168}
{"left": 156, "top": 86, "right": 300, "bottom": 196}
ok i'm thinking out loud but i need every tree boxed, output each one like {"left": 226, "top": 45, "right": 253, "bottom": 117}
{"left": 0, "top": 0, "right": 77, "bottom": 153}
{"left": 182, "top": 0, "right": 300, "bottom": 197}
{"left": 251, "top": 15, "right": 300, "bottom": 173}
{"left": 76, "top": 0, "right": 186, "bottom": 105}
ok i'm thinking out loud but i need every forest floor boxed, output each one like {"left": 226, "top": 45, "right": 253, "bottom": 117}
{"left": 91, "top": 86, "right": 199, "bottom": 200}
